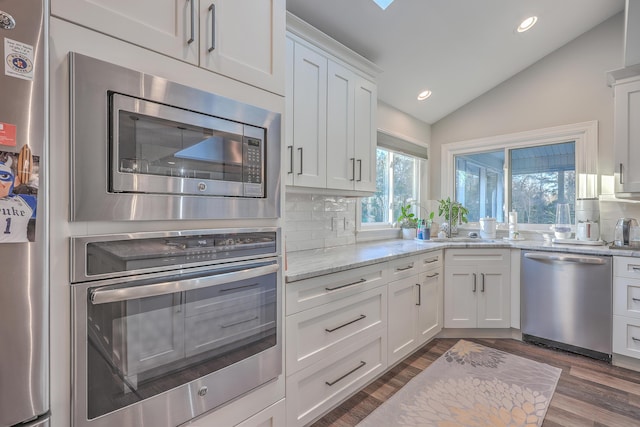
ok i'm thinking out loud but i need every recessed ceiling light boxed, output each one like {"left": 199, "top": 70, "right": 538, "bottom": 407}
{"left": 517, "top": 16, "right": 538, "bottom": 33}
{"left": 372, "top": 0, "right": 395, "bottom": 10}
{"left": 417, "top": 90, "right": 432, "bottom": 101}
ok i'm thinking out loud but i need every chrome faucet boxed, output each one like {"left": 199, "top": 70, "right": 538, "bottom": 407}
{"left": 448, "top": 201, "right": 462, "bottom": 238}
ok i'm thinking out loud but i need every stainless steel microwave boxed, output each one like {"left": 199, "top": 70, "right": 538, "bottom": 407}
{"left": 70, "top": 53, "right": 280, "bottom": 221}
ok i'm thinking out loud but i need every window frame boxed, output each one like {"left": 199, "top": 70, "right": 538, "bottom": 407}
{"left": 441, "top": 121, "right": 598, "bottom": 231}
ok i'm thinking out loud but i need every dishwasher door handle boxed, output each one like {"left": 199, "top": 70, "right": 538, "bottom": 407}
{"left": 523, "top": 252, "right": 607, "bottom": 265}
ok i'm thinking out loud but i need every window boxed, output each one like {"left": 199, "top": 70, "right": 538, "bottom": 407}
{"left": 442, "top": 121, "right": 598, "bottom": 228}
{"left": 455, "top": 142, "right": 575, "bottom": 224}
{"left": 361, "top": 147, "right": 422, "bottom": 226}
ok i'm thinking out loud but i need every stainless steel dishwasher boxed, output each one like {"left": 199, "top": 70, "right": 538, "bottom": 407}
{"left": 521, "top": 251, "right": 612, "bottom": 361}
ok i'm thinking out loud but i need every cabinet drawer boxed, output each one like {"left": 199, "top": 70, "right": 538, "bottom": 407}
{"left": 286, "top": 286, "right": 386, "bottom": 374}
{"left": 614, "top": 276, "right": 640, "bottom": 318}
{"left": 286, "top": 263, "right": 387, "bottom": 315}
{"left": 613, "top": 315, "right": 640, "bottom": 358}
{"left": 614, "top": 256, "right": 640, "bottom": 279}
{"left": 417, "top": 250, "right": 442, "bottom": 272}
{"left": 445, "top": 248, "right": 510, "bottom": 266}
{"left": 285, "top": 333, "right": 386, "bottom": 427}
{"left": 388, "top": 255, "right": 422, "bottom": 281}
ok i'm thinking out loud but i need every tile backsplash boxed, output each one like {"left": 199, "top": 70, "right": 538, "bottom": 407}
{"left": 285, "top": 193, "right": 357, "bottom": 252}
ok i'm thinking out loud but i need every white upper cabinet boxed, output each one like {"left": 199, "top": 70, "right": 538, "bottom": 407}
{"left": 286, "top": 40, "right": 327, "bottom": 188}
{"left": 286, "top": 12, "right": 380, "bottom": 193}
{"left": 51, "top": 0, "right": 285, "bottom": 95}
{"left": 199, "top": 0, "right": 285, "bottom": 94}
{"left": 326, "top": 63, "right": 377, "bottom": 192}
{"left": 613, "top": 76, "right": 640, "bottom": 196}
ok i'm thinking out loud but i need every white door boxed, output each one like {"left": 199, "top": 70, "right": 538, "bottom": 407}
{"left": 326, "top": 62, "right": 356, "bottom": 190}
{"left": 199, "top": 0, "right": 285, "bottom": 95}
{"left": 615, "top": 79, "right": 640, "bottom": 193}
{"left": 444, "top": 266, "right": 477, "bottom": 328}
{"left": 51, "top": 0, "right": 198, "bottom": 64}
{"left": 285, "top": 37, "right": 295, "bottom": 185}
{"left": 416, "top": 270, "right": 443, "bottom": 344}
{"left": 353, "top": 77, "right": 377, "bottom": 192}
{"left": 477, "top": 267, "right": 510, "bottom": 328}
{"left": 387, "top": 276, "right": 418, "bottom": 365}
{"left": 290, "top": 42, "right": 327, "bottom": 188}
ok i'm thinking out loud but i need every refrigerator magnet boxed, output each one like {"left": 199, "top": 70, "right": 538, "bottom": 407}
{"left": 4, "top": 38, "right": 34, "bottom": 81}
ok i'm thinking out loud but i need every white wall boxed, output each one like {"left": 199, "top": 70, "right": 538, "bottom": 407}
{"left": 377, "top": 100, "right": 431, "bottom": 145}
{"left": 430, "top": 13, "right": 625, "bottom": 202}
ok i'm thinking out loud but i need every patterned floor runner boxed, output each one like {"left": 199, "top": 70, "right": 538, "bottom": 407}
{"left": 356, "top": 340, "right": 561, "bottom": 427}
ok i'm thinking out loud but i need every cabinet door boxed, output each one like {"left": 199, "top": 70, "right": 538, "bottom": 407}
{"left": 417, "top": 270, "right": 443, "bottom": 345}
{"left": 285, "top": 37, "right": 295, "bottom": 186}
{"left": 476, "top": 267, "right": 510, "bottom": 328}
{"left": 199, "top": 0, "right": 285, "bottom": 95}
{"left": 444, "top": 265, "right": 477, "bottom": 328}
{"left": 387, "top": 276, "right": 419, "bottom": 365}
{"left": 290, "top": 42, "right": 327, "bottom": 188}
{"left": 234, "top": 399, "right": 286, "bottom": 427}
{"left": 51, "top": 0, "right": 198, "bottom": 64}
{"left": 353, "top": 76, "right": 377, "bottom": 192}
{"left": 615, "top": 79, "right": 640, "bottom": 193}
{"left": 326, "top": 62, "right": 356, "bottom": 190}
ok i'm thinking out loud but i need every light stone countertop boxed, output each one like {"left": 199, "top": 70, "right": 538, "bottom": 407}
{"left": 285, "top": 238, "right": 640, "bottom": 283}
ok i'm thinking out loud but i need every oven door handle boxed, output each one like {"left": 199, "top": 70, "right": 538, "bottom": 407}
{"left": 89, "top": 263, "right": 279, "bottom": 304}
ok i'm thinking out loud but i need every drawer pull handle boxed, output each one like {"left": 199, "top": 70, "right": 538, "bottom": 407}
{"left": 325, "top": 360, "right": 367, "bottom": 386}
{"left": 633, "top": 298, "right": 640, "bottom": 303}
{"left": 325, "top": 314, "right": 367, "bottom": 332}
{"left": 396, "top": 263, "right": 415, "bottom": 272}
{"left": 632, "top": 337, "right": 640, "bottom": 343}
{"left": 426, "top": 273, "right": 439, "bottom": 278}
{"left": 416, "top": 283, "right": 421, "bottom": 306}
{"left": 220, "top": 315, "right": 259, "bottom": 329}
{"left": 424, "top": 258, "right": 438, "bottom": 264}
{"left": 632, "top": 267, "right": 640, "bottom": 273}
{"left": 325, "top": 278, "right": 366, "bottom": 291}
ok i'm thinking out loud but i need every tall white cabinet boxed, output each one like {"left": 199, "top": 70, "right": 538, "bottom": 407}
{"left": 51, "top": 0, "right": 285, "bottom": 95}
{"left": 286, "top": 13, "right": 380, "bottom": 193}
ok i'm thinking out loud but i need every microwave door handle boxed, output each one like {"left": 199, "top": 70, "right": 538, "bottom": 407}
{"left": 90, "top": 263, "right": 279, "bottom": 304}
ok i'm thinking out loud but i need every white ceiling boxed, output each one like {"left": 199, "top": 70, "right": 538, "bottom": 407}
{"left": 285, "top": 0, "right": 625, "bottom": 125}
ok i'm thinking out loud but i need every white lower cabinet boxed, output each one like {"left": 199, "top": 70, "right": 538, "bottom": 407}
{"left": 444, "top": 249, "right": 510, "bottom": 328}
{"left": 284, "top": 251, "right": 443, "bottom": 425}
{"left": 234, "top": 399, "right": 286, "bottom": 427}
{"left": 285, "top": 263, "right": 389, "bottom": 426}
{"left": 387, "top": 252, "right": 443, "bottom": 366}
{"left": 613, "top": 256, "right": 640, "bottom": 359}
{"left": 286, "top": 332, "right": 386, "bottom": 427}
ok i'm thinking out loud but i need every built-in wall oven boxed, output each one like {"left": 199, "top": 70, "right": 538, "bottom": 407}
{"left": 69, "top": 52, "right": 281, "bottom": 221}
{"left": 70, "top": 228, "right": 282, "bottom": 427}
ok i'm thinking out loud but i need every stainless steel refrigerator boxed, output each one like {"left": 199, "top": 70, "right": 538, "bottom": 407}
{"left": 0, "top": 0, "right": 49, "bottom": 426}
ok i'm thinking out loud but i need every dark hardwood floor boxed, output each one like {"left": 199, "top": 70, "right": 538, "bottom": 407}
{"left": 311, "top": 338, "right": 640, "bottom": 427}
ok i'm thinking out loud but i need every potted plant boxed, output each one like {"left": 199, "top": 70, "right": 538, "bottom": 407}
{"left": 437, "top": 197, "right": 469, "bottom": 236}
{"left": 397, "top": 203, "right": 419, "bottom": 239}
